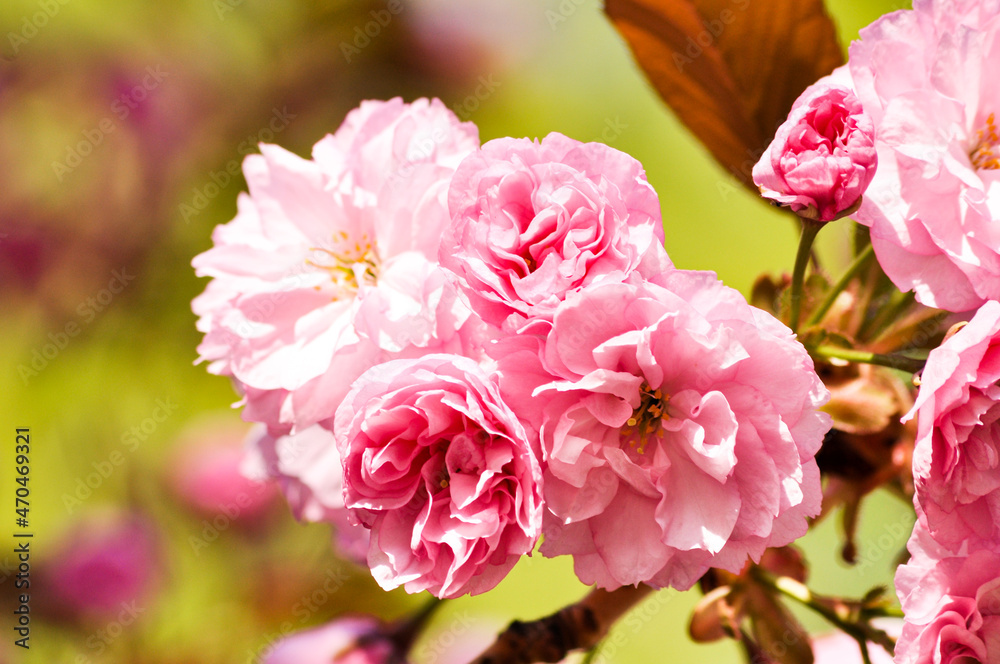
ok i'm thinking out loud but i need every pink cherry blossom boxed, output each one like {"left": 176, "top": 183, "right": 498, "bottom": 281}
{"left": 895, "top": 523, "right": 1000, "bottom": 664}
{"left": 192, "top": 98, "right": 484, "bottom": 434}
{"left": 839, "top": 0, "right": 1000, "bottom": 311}
{"left": 335, "top": 354, "right": 543, "bottom": 599}
{"left": 262, "top": 616, "right": 405, "bottom": 664}
{"left": 752, "top": 81, "right": 877, "bottom": 221}
{"left": 495, "top": 271, "right": 829, "bottom": 590}
{"left": 904, "top": 301, "right": 1000, "bottom": 553}
{"left": 245, "top": 424, "right": 370, "bottom": 564}
{"left": 440, "top": 132, "right": 672, "bottom": 332}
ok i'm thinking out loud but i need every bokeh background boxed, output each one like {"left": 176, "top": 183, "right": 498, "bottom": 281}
{"left": 0, "top": 0, "right": 913, "bottom": 662}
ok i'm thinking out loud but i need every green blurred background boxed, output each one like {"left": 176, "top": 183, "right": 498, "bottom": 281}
{"left": 0, "top": 0, "right": 912, "bottom": 662}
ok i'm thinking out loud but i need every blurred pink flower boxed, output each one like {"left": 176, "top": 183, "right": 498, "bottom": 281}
{"left": 752, "top": 81, "right": 876, "bottom": 221}
{"left": 192, "top": 98, "right": 483, "bottom": 434}
{"left": 169, "top": 422, "right": 277, "bottom": 525}
{"left": 895, "top": 525, "right": 1000, "bottom": 664}
{"left": 246, "top": 424, "right": 369, "bottom": 564}
{"left": 262, "top": 616, "right": 405, "bottom": 664}
{"left": 409, "top": 0, "right": 547, "bottom": 76}
{"left": 440, "top": 132, "right": 672, "bottom": 332}
{"left": 39, "top": 513, "right": 158, "bottom": 619}
{"left": 841, "top": 0, "right": 1000, "bottom": 311}
{"left": 496, "top": 271, "right": 829, "bottom": 590}
{"left": 905, "top": 300, "right": 1000, "bottom": 552}
{"left": 335, "top": 354, "right": 543, "bottom": 598}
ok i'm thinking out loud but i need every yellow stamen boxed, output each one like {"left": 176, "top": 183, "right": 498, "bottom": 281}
{"left": 306, "top": 236, "right": 380, "bottom": 296}
{"left": 624, "top": 384, "right": 671, "bottom": 455}
{"left": 971, "top": 113, "right": 1000, "bottom": 170}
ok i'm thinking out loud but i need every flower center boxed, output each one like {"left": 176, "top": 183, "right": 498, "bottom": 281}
{"left": 621, "top": 384, "right": 670, "bottom": 455}
{"left": 971, "top": 113, "right": 1000, "bottom": 170}
{"left": 307, "top": 230, "right": 379, "bottom": 297}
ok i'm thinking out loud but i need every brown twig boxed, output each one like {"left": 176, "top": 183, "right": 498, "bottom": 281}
{"left": 468, "top": 585, "right": 654, "bottom": 664}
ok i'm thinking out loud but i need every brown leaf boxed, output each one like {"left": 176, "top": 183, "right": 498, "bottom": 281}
{"left": 605, "top": 0, "right": 844, "bottom": 189}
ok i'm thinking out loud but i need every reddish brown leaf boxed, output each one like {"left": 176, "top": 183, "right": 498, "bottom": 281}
{"left": 605, "top": 0, "right": 844, "bottom": 189}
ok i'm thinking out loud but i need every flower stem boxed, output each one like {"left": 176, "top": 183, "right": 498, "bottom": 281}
{"left": 790, "top": 220, "right": 824, "bottom": 333}
{"left": 580, "top": 642, "right": 604, "bottom": 664}
{"left": 393, "top": 596, "right": 445, "bottom": 653}
{"left": 810, "top": 344, "right": 925, "bottom": 374}
{"left": 805, "top": 243, "right": 875, "bottom": 328}
{"left": 749, "top": 568, "right": 896, "bottom": 657}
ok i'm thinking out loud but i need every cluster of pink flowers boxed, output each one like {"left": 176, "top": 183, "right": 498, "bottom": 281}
{"left": 895, "top": 302, "right": 1000, "bottom": 663}
{"left": 799, "top": 2, "right": 1000, "bottom": 660}
{"left": 193, "top": 97, "right": 830, "bottom": 600}
{"left": 186, "top": 0, "right": 1000, "bottom": 660}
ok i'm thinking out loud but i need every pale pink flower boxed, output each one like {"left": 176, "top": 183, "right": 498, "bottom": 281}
{"left": 840, "top": 0, "right": 1000, "bottom": 311}
{"left": 192, "top": 98, "right": 483, "bottom": 433}
{"left": 905, "top": 301, "right": 1000, "bottom": 552}
{"left": 752, "top": 81, "right": 877, "bottom": 221}
{"left": 262, "top": 616, "right": 405, "bottom": 664}
{"left": 245, "top": 425, "right": 370, "bottom": 564}
{"left": 335, "top": 354, "right": 543, "bottom": 599}
{"left": 895, "top": 523, "right": 1000, "bottom": 664}
{"left": 495, "top": 271, "right": 829, "bottom": 590}
{"left": 440, "top": 133, "right": 672, "bottom": 332}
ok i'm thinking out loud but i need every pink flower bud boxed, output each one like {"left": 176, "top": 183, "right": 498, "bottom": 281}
{"left": 753, "top": 82, "right": 877, "bottom": 222}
